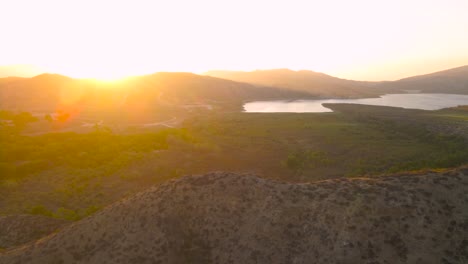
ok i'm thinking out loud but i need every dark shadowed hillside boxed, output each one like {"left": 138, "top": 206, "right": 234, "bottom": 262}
{"left": 205, "top": 69, "right": 382, "bottom": 98}
{"left": 1, "top": 169, "right": 466, "bottom": 264}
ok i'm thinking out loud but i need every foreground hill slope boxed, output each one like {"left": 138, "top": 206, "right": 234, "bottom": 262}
{"left": 1, "top": 169, "right": 467, "bottom": 264}
{"left": 0, "top": 215, "right": 69, "bottom": 249}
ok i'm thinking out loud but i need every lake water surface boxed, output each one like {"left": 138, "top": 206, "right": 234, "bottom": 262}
{"left": 243, "top": 94, "right": 468, "bottom": 113}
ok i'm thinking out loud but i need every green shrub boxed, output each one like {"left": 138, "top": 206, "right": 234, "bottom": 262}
{"left": 29, "top": 205, "right": 53, "bottom": 217}
{"left": 53, "top": 207, "right": 80, "bottom": 221}
{"left": 283, "top": 149, "right": 331, "bottom": 176}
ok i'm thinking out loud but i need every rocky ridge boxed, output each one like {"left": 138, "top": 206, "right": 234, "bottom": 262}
{"left": 1, "top": 169, "right": 467, "bottom": 263}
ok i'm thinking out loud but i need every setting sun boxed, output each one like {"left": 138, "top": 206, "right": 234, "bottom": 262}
{"left": 2, "top": 0, "right": 468, "bottom": 80}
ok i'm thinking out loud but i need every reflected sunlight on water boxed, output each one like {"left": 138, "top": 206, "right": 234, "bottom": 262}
{"left": 244, "top": 94, "right": 468, "bottom": 113}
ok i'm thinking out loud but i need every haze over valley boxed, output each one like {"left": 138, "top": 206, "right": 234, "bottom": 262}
{"left": 2, "top": 65, "right": 468, "bottom": 116}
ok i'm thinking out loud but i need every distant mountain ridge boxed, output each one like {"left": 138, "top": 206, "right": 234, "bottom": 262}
{"left": 0, "top": 72, "right": 312, "bottom": 112}
{"left": 1, "top": 65, "right": 467, "bottom": 112}
{"left": 206, "top": 66, "right": 468, "bottom": 96}
{"left": 205, "top": 69, "right": 380, "bottom": 98}
{"left": 399, "top": 65, "right": 468, "bottom": 80}
{"left": 380, "top": 65, "right": 468, "bottom": 94}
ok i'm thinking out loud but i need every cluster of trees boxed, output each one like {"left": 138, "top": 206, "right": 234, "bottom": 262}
{"left": 349, "top": 117, "right": 468, "bottom": 175}
{"left": 0, "top": 128, "right": 192, "bottom": 181}
{"left": 0, "top": 110, "right": 38, "bottom": 131}
{"left": 283, "top": 149, "right": 331, "bottom": 176}
{"left": 0, "top": 126, "right": 193, "bottom": 220}
{"left": 0, "top": 109, "right": 73, "bottom": 134}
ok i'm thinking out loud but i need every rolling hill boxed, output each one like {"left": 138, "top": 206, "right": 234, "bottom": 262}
{"left": 0, "top": 72, "right": 311, "bottom": 113}
{"left": 1, "top": 65, "right": 467, "bottom": 115}
{"left": 205, "top": 69, "right": 381, "bottom": 98}
{"left": 380, "top": 65, "right": 468, "bottom": 94}
{"left": 206, "top": 66, "right": 468, "bottom": 96}
{"left": 126, "top": 72, "right": 313, "bottom": 104}
{"left": 1, "top": 169, "right": 466, "bottom": 263}
{"left": 0, "top": 74, "right": 75, "bottom": 111}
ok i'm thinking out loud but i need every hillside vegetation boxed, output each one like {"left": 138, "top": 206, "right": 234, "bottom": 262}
{"left": 1, "top": 66, "right": 467, "bottom": 261}
{"left": 0, "top": 104, "right": 467, "bottom": 222}
{"left": 1, "top": 169, "right": 467, "bottom": 263}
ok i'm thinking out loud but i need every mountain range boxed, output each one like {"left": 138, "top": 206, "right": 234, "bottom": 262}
{"left": 0, "top": 66, "right": 467, "bottom": 112}
{"left": 205, "top": 69, "right": 379, "bottom": 98}
{"left": 379, "top": 65, "right": 468, "bottom": 94}
{"left": 0, "top": 73, "right": 311, "bottom": 113}
{"left": 206, "top": 65, "right": 468, "bottom": 96}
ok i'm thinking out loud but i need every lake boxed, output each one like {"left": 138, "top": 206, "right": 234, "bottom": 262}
{"left": 243, "top": 94, "right": 468, "bottom": 113}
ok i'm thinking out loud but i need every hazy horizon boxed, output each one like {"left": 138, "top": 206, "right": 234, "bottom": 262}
{"left": 1, "top": 63, "right": 468, "bottom": 82}
{"left": 2, "top": 0, "right": 468, "bottom": 81}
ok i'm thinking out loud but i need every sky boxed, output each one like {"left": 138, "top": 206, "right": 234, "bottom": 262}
{"left": 1, "top": 0, "right": 468, "bottom": 80}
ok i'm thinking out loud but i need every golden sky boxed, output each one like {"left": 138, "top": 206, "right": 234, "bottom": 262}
{"left": 2, "top": 0, "right": 468, "bottom": 80}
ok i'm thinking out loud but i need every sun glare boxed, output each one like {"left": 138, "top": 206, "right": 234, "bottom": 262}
{"left": 47, "top": 64, "right": 152, "bottom": 81}
{"left": 1, "top": 0, "right": 468, "bottom": 80}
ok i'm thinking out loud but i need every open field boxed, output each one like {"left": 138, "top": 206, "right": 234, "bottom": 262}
{"left": 1, "top": 104, "right": 467, "bottom": 223}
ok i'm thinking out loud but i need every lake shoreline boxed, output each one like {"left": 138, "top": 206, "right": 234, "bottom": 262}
{"left": 243, "top": 93, "right": 468, "bottom": 113}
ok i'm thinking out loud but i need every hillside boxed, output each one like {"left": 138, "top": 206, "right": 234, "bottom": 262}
{"left": 0, "top": 74, "right": 75, "bottom": 111}
{"left": 1, "top": 169, "right": 467, "bottom": 263}
{"left": 0, "top": 215, "right": 69, "bottom": 249}
{"left": 206, "top": 66, "right": 468, "bottom": 97}
{"left": 125, "top": 72, "right": 313, "bottom": 105}
{"left": 0, "top": 72, "right": 310, "bottom": 113}
{"left": 2, "top": 66, "right": 468, "bottom": 114}
{"left": 205, "top": 69, "right": 382, "bottom": 98}
{"left": 379, "top": 65, "right": 468, "bottom": 94}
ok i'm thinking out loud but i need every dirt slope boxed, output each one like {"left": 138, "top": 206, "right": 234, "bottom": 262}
{"left": 0, "top": 215, "right": 69, "bottom": 249}
{"left": 1, "top": 169, "right": 467, "bottom": 264}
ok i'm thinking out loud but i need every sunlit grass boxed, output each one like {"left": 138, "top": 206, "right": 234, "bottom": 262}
{"left": 434, "top": 114, "right": 468, "bottom": 121}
